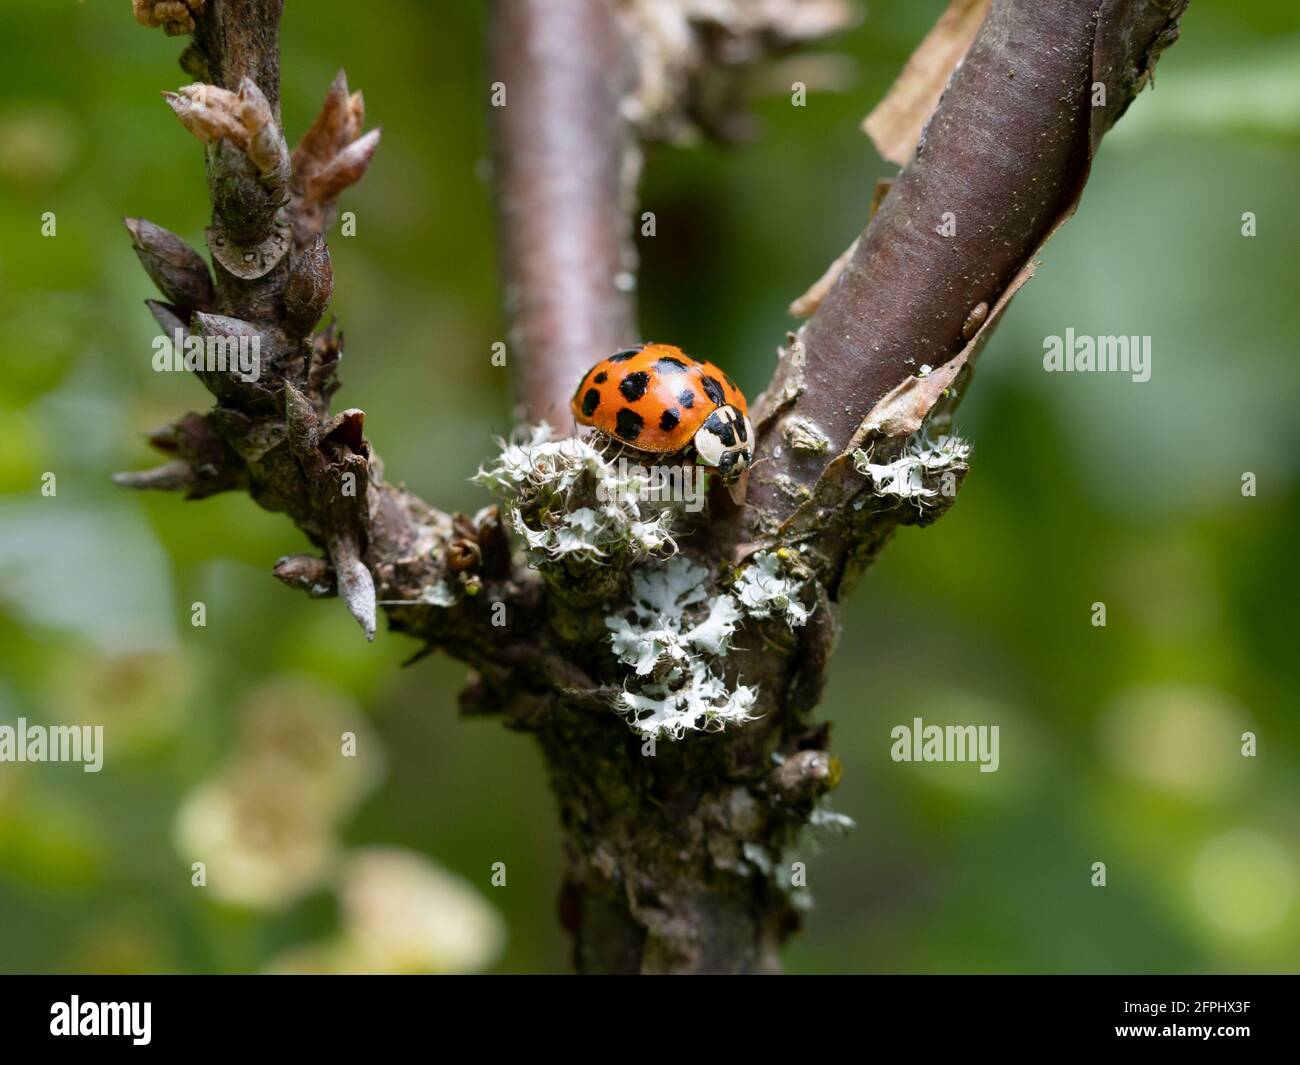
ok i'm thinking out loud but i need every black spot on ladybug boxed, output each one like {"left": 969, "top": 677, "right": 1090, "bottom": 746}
{"left": 609, "top": 349, "right": 641, "bottom": 363}
{"left": 619, "top": 371, "right": 650, "bottom": 401}
{"left": 655, "top": 356, "right": 688, "bottom": 373}
{"left": 593, "top": 371, "right": 607, "bottom": 384}
{"left": 581, "top": 388, "right": 601, "bottom": 417}
{"left": 701, "top": 375, "right": 725, "bottom": 406}
{"left": 659, "top": 408, "right": 680, "bottom": 432}
{"left": 703, "top": 410, "right": 735, "bottom": 447}
{"left": 725, "top": 375, "right": 737, "bottom": 392}
{"left": 735, "top": 417, "right": 747, "bottom": 443}
{"left": 678, "top": 390, "right": 695, "bottom": 409}
{"left": 615, "top": 408, "right": 644, "bottom": 441}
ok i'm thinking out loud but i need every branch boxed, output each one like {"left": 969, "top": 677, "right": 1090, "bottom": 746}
{"left": 488, "top": 0, "right": 641, "bottom": 424}
{"left": 740, "top": 0, "right": 1189, "bottom": 586}
{"left": 120, "top": 0, "right": 523, "bottom": 663}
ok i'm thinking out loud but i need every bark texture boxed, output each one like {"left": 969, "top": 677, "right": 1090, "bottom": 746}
{"left": 488, "top": 0, "right": 641, "bottom": 425}
{"left": 119, "top": 0, "right": 1189, "bottom": 972}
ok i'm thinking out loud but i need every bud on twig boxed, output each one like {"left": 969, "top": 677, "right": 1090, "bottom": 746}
{"left": 190, "top": 311, "right": 272, "bottom": 406}
{"left": 273, "top": 554, "right": 337, "bottom": 598}
{"left": 771, "top": 749, "right": 841, "bottom": 802}
{"left": 163, "top": 80, "right": 289, "bottom": 182}
{"left": 292, "top": 70, "right": 364, "bottom": 176}
{"left": 283, "top": 236, "right": 334, "bottom": 335}
{"left": 306, "top": 128, "right": 381, "bottom": 206}
{"left": 236, "top": 78, "right": 290, "bottom": 180}
{"left": 145, "top": 298, "right": 188, "bottom": 338}
{"left": 164, "top": 84, "right": 244, "bottom": 145}
{"left": 112, "top": 460, "right": 195, "bottom": 492}
{"left": 124, "top": 217, "right": 215, "bottom": 310}
{"left": 291, "top": 70, "right": 381, "bottom": 243}
{"left": 330, "top": 535, "right": 377, "bottom": 641}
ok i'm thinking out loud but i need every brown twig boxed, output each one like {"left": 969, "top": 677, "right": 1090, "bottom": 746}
{"left": 487, "top": 0, "right": 641, "bottom": 424}
{"left": 741, "top": 0, "right": 1189, "bottom": 590}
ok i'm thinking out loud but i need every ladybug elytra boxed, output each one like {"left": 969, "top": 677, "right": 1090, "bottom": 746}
{"left": 570, "top": 343, "right": 754, "bottom": 482}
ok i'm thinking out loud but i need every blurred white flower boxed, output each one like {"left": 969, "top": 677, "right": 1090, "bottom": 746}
{"left": 173, "top": 767, "right": 336, "bottom": 909}
{"left": 339, "top": 847, "right": 506, "bottom": 974}
{"left": 235, "top": 677, "right": 384, "bottom": 818}
{"left": 1190, "top": 829, "right": 1297, "bottom": 939}
{"left": 1101, "top": 684, "right": 1249, "bottom": 801}
{"left": 173, "top": 676, "right": 384, "bottom": 909}
{"left": 0, "top": 104, "right": 79, "bottom": 183}
{"left": 51, "top": 648, "right": 190, "bottom": 754}
{"left": 262, "top": 847, "right": 506, "bottom": 974}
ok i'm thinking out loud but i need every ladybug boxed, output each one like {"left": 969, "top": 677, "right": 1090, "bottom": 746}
{"left": 570, "top": 343, "right": 754, "bottom": 482}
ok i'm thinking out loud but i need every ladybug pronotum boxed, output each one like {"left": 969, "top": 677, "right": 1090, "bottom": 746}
{"left": 570, "top": 342, "right": 754, "bottom": 482}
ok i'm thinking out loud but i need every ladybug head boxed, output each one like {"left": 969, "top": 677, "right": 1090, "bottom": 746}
{"left": 693, "top": 404, "right": 754, "bottom": 483}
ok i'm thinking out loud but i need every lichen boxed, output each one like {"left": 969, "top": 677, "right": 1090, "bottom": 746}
{"left": 773, "top": 473, "right": 813, "bottom": 505}
{"left": 474, "top": 424, "right": 679, "bottom": 568}
{"left": 481, "top": 434, "right": 817, "bottom": 741}
{"left": 808, "top": 806, "right": 856, "bottom": 833}
{"left": 420, "top": 581, "right": 457, "bottom": 608}
{"left": 618, "top": 658, "right": 759, "bottom": 739}
{"left": 782, "top": 415, "right": 830, "bottom": 454}
{"left": 853, "top": 426, "right": 971, "bottom": 505}
{"left": 606, "top": 557, "right": 743, "bottom": 676}
{"left": 732, "top": 550, "right": 812, "bottom": 628}
{"left": 604, "top": 551, "right": 815, "bottom": 739}
{"left": 605, "top": 558, "right": 753, "bottom": 739}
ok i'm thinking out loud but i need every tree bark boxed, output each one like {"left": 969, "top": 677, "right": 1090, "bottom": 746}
{"left": 488, "top": 0, "right": 641, "bottom": 425}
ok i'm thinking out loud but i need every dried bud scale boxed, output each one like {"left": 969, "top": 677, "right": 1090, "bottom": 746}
{"left": 305, "top": 128, "right": 381, "bottom": 207}
{"left": 292, "top": 71, "right": 361, "bottom": 176}
{"left": 163, "top": 84, "right": 245, "bottom": 147}
{"left": 291, "top": 70, "right": 381, "bottom": 245}
{"left": 308, "top": 320, "right": 344, "bottom": 403}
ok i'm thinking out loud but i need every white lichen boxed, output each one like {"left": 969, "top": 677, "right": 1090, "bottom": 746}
{"left": 782, "top": 415, "right": 830, "bottom": 454}
{"left": 420, "top": 581, "right": 457, "bottom": 607}
{"left": 618, "top": 658, "right": 758, "bottom": 739}
{"left": 606, "top": 558, "right": 753, "bottom": 738}
{"left": 606, "top": 557, "right": 742, "bottom": 677}
{"left": 605, "top": 551, "right": 816, "bottom": 739}
{"left": 853, "top": 428, "right": 971, "bottom": 502}
{"left": 482, "top": 432, "right": 820, "bottom": 741}
{"left": 733, "top": 551, "right": 812, "bottom": 628}
{"left": 473, "top": 424, "right": 678, "bottom": 566}
{"left": 808, "top": 806, "right": 856, "bottom": 833}
{"left": 741, "top": 841, "right": 775, "bottom": 876}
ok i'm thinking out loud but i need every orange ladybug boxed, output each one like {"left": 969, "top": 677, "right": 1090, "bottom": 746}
{"left": 570, "top": 343, "right": 754, "bottom": 482}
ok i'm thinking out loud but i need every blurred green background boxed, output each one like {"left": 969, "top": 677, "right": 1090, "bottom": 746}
{"left": 1, "top": 0, "right": 1297, "bottom": 974}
